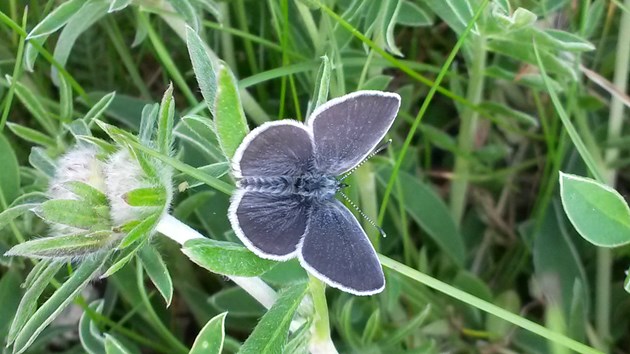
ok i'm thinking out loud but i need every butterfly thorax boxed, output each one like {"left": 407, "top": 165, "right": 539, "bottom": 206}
{"left": 238, "top": 173, "right": 340, "bottom": 201}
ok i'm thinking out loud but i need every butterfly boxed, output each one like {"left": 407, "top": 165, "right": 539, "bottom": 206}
{"left": 228, "top": 91, "right": 400, "bottom": 295}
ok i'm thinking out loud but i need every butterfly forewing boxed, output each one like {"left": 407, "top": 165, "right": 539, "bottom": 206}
{"left": 308, "top": 91, "right": 400, "bottom": 175}
{"left": 233, "top": 120, "right": 314, "bottom": 178}
{"left": 299, "top": 199, "right": 385, "bottom": 295}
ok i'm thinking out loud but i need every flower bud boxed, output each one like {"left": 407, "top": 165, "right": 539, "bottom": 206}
{"left": 104, "top": 149, "right": 173, "bottom": 226}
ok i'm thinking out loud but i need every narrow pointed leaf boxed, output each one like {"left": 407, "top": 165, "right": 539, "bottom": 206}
{"left": 79, "top": 300, "right": 105, "bottom": 354}
{"left": 157, "top": 84, "right": 175, "bottom": 155}
{"left": 5, "top": 231, "right": 113, "bottom": 259}
{"left": 238, "top": 283, "right": 308, "bottom": 354}
{"left": 27, "top": 0, "right": 84, "bottom": 39}
{"left": 214, "top": 63, "right": 249, "bottom": 158}
{"left": 0, "top": 133, "right": 20, "bottom": 208}
{"left": 13, "top": 254, "right": 107, "bottom": 354}
{"left": 138, "top": 245, "right": 173, "bottom": 306}
{"left": 8, "top": 262, "right": 63, "bottom": 345}
{"left": 190, "top": 312, "right": 227, "bottom": 354}
{"left": 119, "top": 213, "right": 160, "bottom": 248}
{"left": 39, "top": 199, "right": 109, "bottom": 230}
{"left": 84, "top": 92, "right": 116, "bottom": 124}
{"left": 186, "top": 26, "right": 218, "bottom": 116}
{"left": 123, "top": 187, "right": 166, "bottom": 207}
{"left": 104, "top": 334, "right": 133, "bottom": 354}
{"left": 28, "top": 147, "right": 56, "bottom": 177}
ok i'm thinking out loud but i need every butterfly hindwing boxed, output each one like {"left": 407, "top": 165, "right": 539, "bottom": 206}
{"left": 298, "top": 199, "right": 385, "bottom": 295}
{"left": 229, "top": 190, "right": 311, "bottom": 260}
{"left": 308, "top": 91, "right": 400, "bottom": 175}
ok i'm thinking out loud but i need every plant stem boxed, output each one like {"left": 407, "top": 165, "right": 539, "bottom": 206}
{"left": 449, "top": 35, "right": 487, "bottom": 224}
{"left": 155, "top": 214, "right": 278, "bottom": 309}
{"left": 308, "top": 275, "right": 338, "bottom": 354}
{"left": 598, "top": 0, "right": 630, "bottom": 346}
{"left": 378, "top": 255, "right": 603, "bottom": 354}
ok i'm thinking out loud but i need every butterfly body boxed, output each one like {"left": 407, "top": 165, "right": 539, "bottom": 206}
{"left": 228, "top": 91, "right": 401, "bottom": 295}
{"left": 239, "top": 171, "right": 341, "bottom": 202}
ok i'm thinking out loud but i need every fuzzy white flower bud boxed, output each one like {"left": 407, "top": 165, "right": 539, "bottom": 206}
{"left": 47, "top": 146, "right": 107, "bottom": 237}
{"left": 48, "top": 146, "right": 106, "bottom": 200}
{"left": 104, "top": 149, "right": 173, "bottom": 226}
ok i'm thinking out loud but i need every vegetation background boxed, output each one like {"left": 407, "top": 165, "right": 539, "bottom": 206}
{"left": 0, "top": 0, "right": 629, "bottom": 353}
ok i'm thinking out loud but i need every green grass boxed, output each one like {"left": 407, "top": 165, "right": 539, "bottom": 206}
{"left": 1, "top": 0, "right": 629, "bottom": 353}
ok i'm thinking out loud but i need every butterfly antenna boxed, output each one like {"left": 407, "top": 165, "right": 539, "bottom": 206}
{"left": 340, "top": 139, "right": 392, "bottom": 181}
{"left": 339, "top": 191, "right": 387, "bottom": 237}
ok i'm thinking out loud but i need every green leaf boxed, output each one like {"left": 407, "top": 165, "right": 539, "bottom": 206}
{"left": 8, "top": 262, "right": 62, "bottom": 346}
{"left": 84, "top": 91, "right": 116, "bottom": 124}
{"left": 382, "top": 305, "right": 431, "bottom": 347}
{"left": 0, "top": 133, "right": 20, "bottom": 208}
{"left": 157, "top": 84, "right": 175, "bottom": 155}
{"left": 190, "top": 312, "right": 227, "bottom": 354}
{"left": 479, "top": 102, "right": 539, "bottom": 127}
{"left": 362, "top": 75, "right": 394, "bottom": 91}
{"left": 583, "top": 0, "right": 605, "bottom": 38}
{"left": 26, "top": 0, "right": 85, "bottom": 39}
{"left": 58, "top": 75, "right": 73, "bottom": 123}
{"left": 108, "top": 0, "right": 132, "bottom": 12}
{"left": 210, "top": 287, "right": 265, "bottom": 318}
{"left": 119, "top": 213, "right": 160, "bottom": 248}
{"left": 9, "top": 77, "right": 56, "bottom": 135}
{"left": 625, "top": 267, "right": 630, "bottom": 294}
{"left": 83, "top": 91, "right": 150, "bottom": 131}
{"left": 50, "top": 0, "right": 109, "bottom": 85}
{"left": 377, "top": 167, "right": 466, "bottom": 266}
{"left": 63, "top": 181, "right": 108, "bottom": 205}
{"left": 0, "top": 271, "right": 22, "bottom": 344}
{"left": 214, "top": 63, "right": 250, "bottom": 158}
{"left": 28, "top": 147, "right": 56, "bottom": 177}
{"left": 79, "top": 300, "right": 105, "bottom": 354}
{"left": 361, "top": 309, "right": 381, "bottom": 343}
{"left": 5, "top": 231, "right": 114, "bottom": 259}
{"left": 383, "top": 0, "right": 403, "bottom": 56}
{"left": 397, "top": 1, "right": 433, "bottom": 27}
{"left": 307, "top": 55, "right": 331, "bottom": 117}
{"left": 39, "top": 199, "right": 108, "bottom": 230}
{"left": 183, "top": 238, "right": 277, "bottom": 277}
{"left": 238, "top": 283, "right": 308, "bottom": 354}
{"left": 176, "top": 162, "right": 230, "bottom": 191}
{"left": 139, "top": 103, "right": 159, "bottom": 144}
{"left": 485, "top": 291, "right": 520, "bottom": 339}
{"left": 23, "top": 39, "right": 45, "bottom": 72}
{"left": 487, "top": 37, "right": 577, "bottom": 80}
{"left": 425, "top": 0, "right": 479, "bottom": 35}
{"left": 123, "top": 187, "right": 166, "bottom": 207}
{"left": 166, "top": 0, "right": 200, "bottom": 31}
{"left": 100, "top": 238, "right": 146, "bottom": 278}
{"left": 187, "top": 26, "right": 218, "bottom": 116}
{"left": 536, "top": 29, "right": 595, "bottom": 52}
{"left": 559, "top": 172, "right": 630, "bottom": 247}
{"left": 138, "top": 245, "right": 173, "bottom": 306}
{"left": 104, "top": 334, "right": 133, "bottom": 354}
{"left": 174, "top": 115, "right": 225, "bottom": 162}
{"left": 13, "top": 254, "right": 107, "bottom": 354}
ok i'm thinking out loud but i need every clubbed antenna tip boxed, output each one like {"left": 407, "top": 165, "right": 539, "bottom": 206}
{"left": 339, "top": 192, "right": 387, "bottom": 238}
{"left": 340, "top": 139, "right": 393, "bottom": 181}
